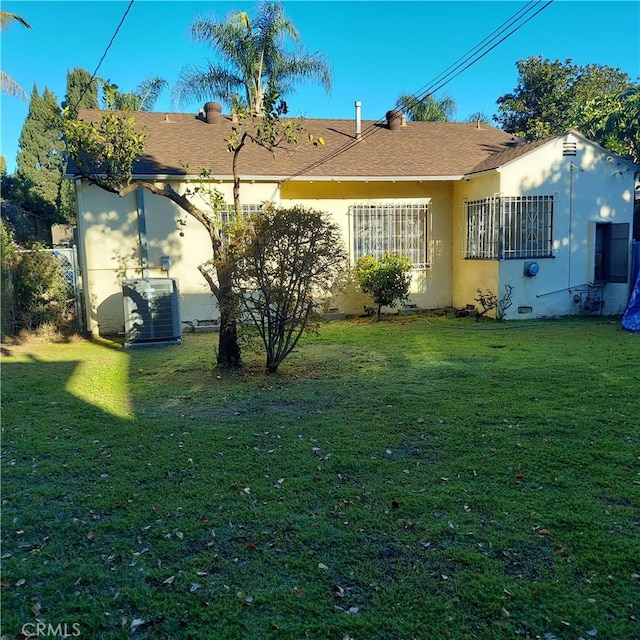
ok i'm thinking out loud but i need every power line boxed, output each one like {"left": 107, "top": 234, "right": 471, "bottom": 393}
{"left": 68, "top": 0, "right": 135, "bottom": 114}
{"left": 399, "top": 1, "right": 542, "bottom": 116}
{"left": 284, "top": 0, "right": 553, "bottom": 181}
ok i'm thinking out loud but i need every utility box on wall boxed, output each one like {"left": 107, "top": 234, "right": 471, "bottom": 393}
{"left": 123, "top": 278, "right": 181, "bottom": 347}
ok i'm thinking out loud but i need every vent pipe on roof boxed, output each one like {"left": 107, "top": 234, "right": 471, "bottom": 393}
{"left": 204, "top": 102, "right": 222, "bottom": 124}
{"left": 385, "top": 109, "right": 403, "bottom": 131}
{"left": 355, "top": 101, "right": 362, "bottom": 140}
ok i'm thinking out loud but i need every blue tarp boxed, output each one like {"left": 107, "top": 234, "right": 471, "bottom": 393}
{"left": 621, "top": 242, "right": 640, "bottom": 333}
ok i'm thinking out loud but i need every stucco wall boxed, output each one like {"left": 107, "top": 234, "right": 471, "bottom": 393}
{"left": 79, "top": 178, "right": 458, "bottom": 334}
{"left": 496, "top": 135, "right": 635, "bottom": 318}
{"left": 76, "top": 134, "right": 636, "bottom": 336}
{"left": 78, "top": 180, "right": 283, "bottom": 335}
{"left": 281, "top": 180, "right": 455, "bottom": 314}
{"left": 452, "top": 173, "right": 501, "bottom": 311}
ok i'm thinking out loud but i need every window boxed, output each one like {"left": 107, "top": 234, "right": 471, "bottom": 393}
{"left": 465, "top": 195, "right": 553, "bottom": 259}
{"left": 595, "top": 222, "right": 629, "bottom": 283}
{"left": 218, "top": 203, "right": 262, "bottom": 248}
{"left": 351, "top": 202, "right": 428, "bottom": 268}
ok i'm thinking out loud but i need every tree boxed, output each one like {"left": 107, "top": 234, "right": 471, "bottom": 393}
{"left": 16, "top": 86, "right": 72, "bottom": 225}
{"left": 395, "top": 93, "right": 456, "bottom": 122}
{"left": 64, "top": 67, "right": 100, "bottom": 118}
{"left": 354, "top": 253, "right": 413, "bottom": 320}
{"left": 172, "top": 1, "right": 332, "bottom": 115}
{"left": 578, "top": 87, "right": 640, "bottom": 163}
{"left": 495, "top": 57, "right": 635, "bottom": 143}
{"left": 63, "top": 100, "right": 321, "bottom": 367}
{"left": 1, "top": 11, "right": 32, "bottom": 100}
{"left": 465, "top": 111, "right": 492, "bottom": 124}
{"left": 101, "top": 77, "right": 169, "bottom": 111}
{"left": 193, "top": 91, "right": 320, "bottom": 366}
{"left": 64, "top": 2, "right": 331, "bottom": 368}
{"left": 234, "top": 204, "right": 347, "bottom": 373}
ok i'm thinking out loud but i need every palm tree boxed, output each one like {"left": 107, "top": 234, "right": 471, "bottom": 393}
{"left": 1, "top": 11, "right": 32, "bottom": 100}
{"left": 172, "top": 1, "right": 332, "bottom": 115}
{"left": 395, "top": 93, "right": 457, "bottom": 122}
{"left": 102, "top": 77, "right": 169, "bottom": 111}
{"left": 465, "top": 111, "right": 492, "bottom": 124}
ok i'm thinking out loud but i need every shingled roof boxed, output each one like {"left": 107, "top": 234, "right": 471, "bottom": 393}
{"left": 467, "top": 135, "right": 555, "bottom": 174}
{"left": 68, "top": 108, "right": 518, "bottom": 181}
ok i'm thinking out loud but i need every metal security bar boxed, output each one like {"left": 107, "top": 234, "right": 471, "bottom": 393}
{"left": 501, "top": 195, "right": 553, "bottom": 258}
{"left": 466, "top": 196, "right": 500, "bottom": 259}
{"left": 465, "top": 195, "right": 553, "bottom": 259}
{"left": 218, "top": 203, "right": 262, "bottom": 249}
{"left": 351, "top": 203, "right": 428, "bottom": 268}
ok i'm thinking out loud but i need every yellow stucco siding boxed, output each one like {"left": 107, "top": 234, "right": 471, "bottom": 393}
{"left": 451, "top": 175, "right": 501, "bottom": 310}
{"left": 75, "top": 130, "right": 636, "bottom": 335}
{"left": 282, "top": 180, "right": 455, "bottom": 313}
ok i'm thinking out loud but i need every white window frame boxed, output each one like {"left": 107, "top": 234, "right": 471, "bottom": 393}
{"left": 350, "top": 201, "right": 429, "bottom": 268}
{"left": 465, "top": 195, "right": 553, "bottom": 259}
{"left": 217, "top": 203, "right": 262, "bottom": 249}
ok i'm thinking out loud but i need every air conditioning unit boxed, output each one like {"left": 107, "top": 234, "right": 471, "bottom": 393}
{"left": 123, "top": 278, "right": 181, "bottom": 347}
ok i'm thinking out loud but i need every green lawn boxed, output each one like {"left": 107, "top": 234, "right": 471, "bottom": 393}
{"left": 1, "top": 317, "right": 639, "bottom": 639}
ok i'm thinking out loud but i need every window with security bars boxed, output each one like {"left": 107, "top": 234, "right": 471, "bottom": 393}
{"left": 351, "top": 203, "right": 428, "bottom": 268}
{"left": 465, "top": 195, "right": 553, "bottom": 259}
{"left": 217, "top": 203, "right": 262, "bottom": 248}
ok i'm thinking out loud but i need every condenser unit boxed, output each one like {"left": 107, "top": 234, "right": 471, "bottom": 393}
{"left": 123, "top": 278, "right": 181, "bottom": 347}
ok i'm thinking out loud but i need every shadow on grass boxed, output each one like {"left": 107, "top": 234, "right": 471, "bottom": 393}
{"left": 2, "top": 318, "right": 639, "bottom": 639}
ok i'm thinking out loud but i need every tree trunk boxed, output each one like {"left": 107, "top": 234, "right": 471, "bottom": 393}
{"left": 216, "top": 261, "right": 241, "bottom": 368}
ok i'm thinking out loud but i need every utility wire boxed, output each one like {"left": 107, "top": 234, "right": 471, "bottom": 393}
{"left": 68, "top": 0, "right": 135, "bottom": 114}
{"left": 405, "top": 0, "right": 553, "bottom": 115}
{"left": 399, "top": 0, "right": 541, "bottom": 115}
{"left": 284, "top": 0, "right": 553, "bottom": 181}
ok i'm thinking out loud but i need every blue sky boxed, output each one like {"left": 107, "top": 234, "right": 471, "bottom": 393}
{"left": 1, "top": 0, "right": 638, "bottom": 173}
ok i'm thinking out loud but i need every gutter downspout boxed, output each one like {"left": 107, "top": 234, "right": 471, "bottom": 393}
{"left": 136, "top": 187, "right": 150, "bottom": 279}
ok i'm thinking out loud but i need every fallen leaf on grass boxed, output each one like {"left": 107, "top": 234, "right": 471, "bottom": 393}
{"left": 130, "top": 618, "right": 146, "bottom": 632}
{"left": 163, "top": 575, "right": 175, "bottom": 585}
{"left": 537, "top": 529, "right": 551, "bottom": 536}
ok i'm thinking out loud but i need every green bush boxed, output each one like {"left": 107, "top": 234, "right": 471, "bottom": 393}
{"left": 1, "top": 221, "right": 19, "bottom": 338}
{"left": 1, "top": 221, "right": 75, "bottom": 337}
{"left": 354, "top": 253, "right": 412, "bottom": 320}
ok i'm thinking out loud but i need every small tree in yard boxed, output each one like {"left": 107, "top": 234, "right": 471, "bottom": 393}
{"left": 234, "top": 204, "right": 348, "bottom": 373}
{"left": 354, "top": 253, "right": 412, "bottom": 320}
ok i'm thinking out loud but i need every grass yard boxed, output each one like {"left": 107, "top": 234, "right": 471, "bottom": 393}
{"left": 1, "top": 316, "right": 639, "bottom": 640}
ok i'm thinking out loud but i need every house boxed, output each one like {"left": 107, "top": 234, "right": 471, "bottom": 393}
{"left": 66, "top": 104, "right": 638, "bottom": 338}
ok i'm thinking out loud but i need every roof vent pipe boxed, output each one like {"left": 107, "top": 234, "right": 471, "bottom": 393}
{"left": 355, "top": 101, "right": 362, "bottom": 140}
{"left": 204, "top": 101, "right": 222, "bottom": 124}
{"left": 386, "top": 109, "right": 403, "bottom": 131}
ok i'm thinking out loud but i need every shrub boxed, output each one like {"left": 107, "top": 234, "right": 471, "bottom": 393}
{"left": 1, "top": 222, "right": 75, "bottom": 337}
{"left": 234, "top": 204, "right": 348, "bottom": 373}
{"left": 354, "top": 253, "right": 413, "bottom": 320}
{"left": 1, "top": 221, "right": 19, "bottom": 338}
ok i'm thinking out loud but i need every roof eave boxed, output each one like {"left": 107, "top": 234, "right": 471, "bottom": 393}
{"left": 463, "top": 167, "right": 500, "bottom": 179}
